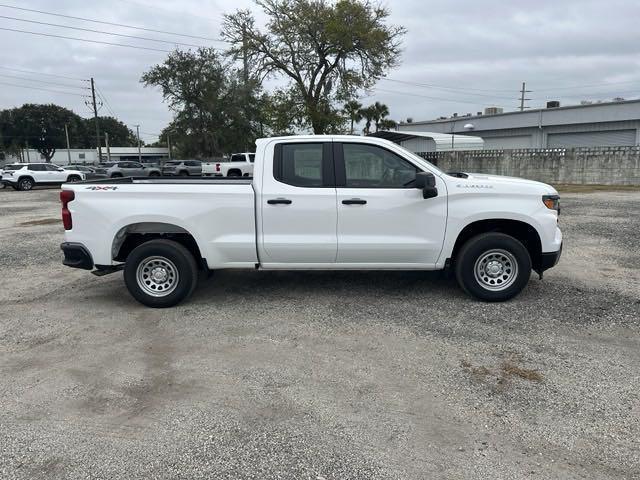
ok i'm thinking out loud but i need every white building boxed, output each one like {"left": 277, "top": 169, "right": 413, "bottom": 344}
{"left": 7, "top": 146, "right": 169, "bottom": 164}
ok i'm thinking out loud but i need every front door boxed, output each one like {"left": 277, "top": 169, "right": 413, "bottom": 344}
{"left": 260, "top": 142, "right": 337, "bottom": 264}
{"left": 335, "top": 142, "right": 447, "bottom": 267}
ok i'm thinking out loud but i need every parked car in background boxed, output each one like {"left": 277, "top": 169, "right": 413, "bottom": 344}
{"left": 63, "top": 165, "right": 108, "bottom": 180}
{"left": 202, "top": 153, "right": 255, "bottom": 177}
{"left": 1, "top": 163, "right": 86, "bottom": 190}
{"left": 102, "top": 161, "right": 161, "bottom": 178}
{"left": 161, "top": 160, "right": 202, "bottom": 176}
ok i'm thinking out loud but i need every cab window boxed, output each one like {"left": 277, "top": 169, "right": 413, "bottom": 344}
{"left": 340, "top": 143, "right": 417, "bottom": 188}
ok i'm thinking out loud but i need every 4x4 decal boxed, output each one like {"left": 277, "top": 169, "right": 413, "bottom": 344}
{"left": 85, "top": 186, "right": 118, "bottom": 191}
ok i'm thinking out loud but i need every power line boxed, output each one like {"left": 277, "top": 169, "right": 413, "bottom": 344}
{"left": 0, "top": 73, "right": 89, "bottom": 90}
{"left": 0, "top": 26, "right": 170, "bottom": 52}
{"left": 535, "top": 81, "right": 639, "bottom": 91}
{"left": 0, "top": 3, "right": 226, "bottom": 42}
{"left": 0, "top": 80, "right": 90, "bottom": 97}
{"left": 381, "top": 77, "right": 517, "bottom": 94}
{"left": 0, "top": 14, "right": 207, "bottom": 48}
{"left": 373, "top": 87, "right": 506, "bottom": 106}
{"left": 0, "top": 65, "right": 88, "bottom": 81}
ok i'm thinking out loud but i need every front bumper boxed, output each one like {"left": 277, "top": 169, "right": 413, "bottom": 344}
{"left": 61, "top": 242, "right": 94, "bottom": 270}
{"left": 540, "top": 242, "right": 562, "bottom": 272}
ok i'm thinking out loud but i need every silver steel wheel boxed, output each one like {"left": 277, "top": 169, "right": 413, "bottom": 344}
{"left": 136, "top": 256, "right": 179, "bottom": 297}
{"left": 473, "top": 249, "right": 519, "bottom": 291}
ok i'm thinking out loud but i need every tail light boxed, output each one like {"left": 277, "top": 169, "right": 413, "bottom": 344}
{"left": 60, "top": 190, "right": 75, "bottom": 230}
{"left": 215, "top": 163, "right": 221, "bottom": 172}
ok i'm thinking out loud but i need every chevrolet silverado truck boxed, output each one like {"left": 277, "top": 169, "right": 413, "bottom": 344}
{"left": 60, "top": 135, "right": 562, "bottom": 308}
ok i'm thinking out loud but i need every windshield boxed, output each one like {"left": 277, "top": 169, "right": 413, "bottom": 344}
{"left": 393, "top": 144, "right": 444, "bottom": 175}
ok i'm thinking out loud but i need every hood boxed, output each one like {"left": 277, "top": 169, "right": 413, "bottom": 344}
{"left": 448, "top": 172, "right": 558, "bottom": 195}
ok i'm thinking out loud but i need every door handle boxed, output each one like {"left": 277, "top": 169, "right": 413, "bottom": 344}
{"left": 267, "top": 198, "right": 292, "bottom": 205}
{"left": 342, "top": 198, "right": 367, "bottom": 205}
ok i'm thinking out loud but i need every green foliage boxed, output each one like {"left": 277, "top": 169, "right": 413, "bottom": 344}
{"left": 222, "top": 0, "right": 405, "bottom": 134}
{"left": 141, "top": 48, "right": 264, "bottom": 158}
{"left": 343, "top": 100, "right": 363, "bottom": 134}
{"left": 358, "top": 101, "right": 395, "bottom": 134}
{"left": 95, "top": 117, "right": 137, "bottom": 147}
{"left": 0, "top": 104, "right": 87, "bottom": 161}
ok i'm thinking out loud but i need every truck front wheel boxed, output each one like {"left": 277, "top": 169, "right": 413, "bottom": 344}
{"left": 124, "top": 239, "right": 198, "bottom": 308}
{"left": 454, "top": 233, "right": 531, "bottom": 302}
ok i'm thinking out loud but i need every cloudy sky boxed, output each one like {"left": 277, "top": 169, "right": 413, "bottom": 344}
{"left": 1, "top": 0, "right": 639, "bottom": 143}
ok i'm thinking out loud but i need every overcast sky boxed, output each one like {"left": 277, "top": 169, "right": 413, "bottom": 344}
{"left": 1, "top": 0, "right": 639, "bottom": 143}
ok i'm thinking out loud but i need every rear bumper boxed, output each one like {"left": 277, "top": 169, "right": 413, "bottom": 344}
{"left": 540, "top": 243, "right": 562, "bottom": 272}
{"left": 61, "top": 242, "right": 94, "bottom": 270}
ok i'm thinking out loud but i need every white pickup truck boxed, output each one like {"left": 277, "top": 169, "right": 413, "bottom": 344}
{"left": 202, "top": 152, "right": 254, "bottom": 177}
{"left": 60, "top": 135, "right": 562, "bottom": 308}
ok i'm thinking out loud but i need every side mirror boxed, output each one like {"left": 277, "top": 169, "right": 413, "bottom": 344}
{"left": 414, "top": 171, "right": 438, "bottom": 199}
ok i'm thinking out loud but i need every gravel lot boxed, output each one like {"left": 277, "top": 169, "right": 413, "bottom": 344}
{"left": 0, "top": 187, "right": 639, "bottom": 479}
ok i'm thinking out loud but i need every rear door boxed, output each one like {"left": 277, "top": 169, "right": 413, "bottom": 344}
{"left": 334, "top": 142, "right": 447, "bottom": 266}
{"left": 27, "top": 164, "right": 48, "bottom": 182}
{"left": 259, "top": 141, "right": 337, "bottom": 264}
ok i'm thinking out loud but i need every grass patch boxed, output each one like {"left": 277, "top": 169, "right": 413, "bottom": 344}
{"left": 554, "top": 184, "right": 640, "bottom": 194}
{"left": 19, "top": 218, "right": 60, "bottom": 226}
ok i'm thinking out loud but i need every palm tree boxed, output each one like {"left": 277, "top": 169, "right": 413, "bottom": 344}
{"left": 343, "top": 100, "right": 363, "bottom": 135}
{"left": 372, "top": 101, "right": 390, "bottom": 132}
{"left": 378, "top": 119, "right": 397, "bottom": 131}
{"left": 360, "top": 105, "right": 377, "bottom": 135}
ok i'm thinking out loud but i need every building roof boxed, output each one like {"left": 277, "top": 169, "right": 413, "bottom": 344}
{"left": 401, "top": 98, "right": 640, "bottom": 130}
{"left": 369, "top": 130, "right": 484, "bottom": 151}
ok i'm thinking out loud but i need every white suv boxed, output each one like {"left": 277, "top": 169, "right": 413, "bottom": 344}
{"left": 1, "top": 163, "right": 86, "bottom": 191}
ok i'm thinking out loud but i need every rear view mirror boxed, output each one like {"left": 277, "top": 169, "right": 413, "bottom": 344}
{"left": 415, "top": 171, "right": 438, "bottom": 199}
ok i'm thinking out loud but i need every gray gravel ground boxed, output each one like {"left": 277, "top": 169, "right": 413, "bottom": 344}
{"left": 0, "top": 187, "right": 639, "bottom": 479}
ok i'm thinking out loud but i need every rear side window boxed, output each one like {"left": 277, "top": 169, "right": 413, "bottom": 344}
{"left": 28, "top": 164, "right": 46, "bottom": 171}
{"left": 3, "top": 164, "right": 23, "bottom": 170}
{"left": 230, "top": 154, "right": 245, "bottom": 162}
{"left": 274, "top": 143, "right": 328, "bottom": 187}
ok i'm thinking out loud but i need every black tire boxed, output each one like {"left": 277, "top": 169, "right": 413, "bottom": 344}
{"left": 17, "top": 177, "right": 35, "bottom": 191}
{"left": 67, "top": 175, "right": 81, "bottom": 183}
{"left": 123, "top": 239, "right": 198, "bottom": 308}
{"left": 454, "top": 232, "right": 531, "bottom": 302}
{"left": 178, "top": 170, "right": 189, "bottom": 176}
{"left": 149, "top": 171, "right": 161, "bottom": 177}
{"left": 227, "top": 170, "right": 241, "bottom": 177}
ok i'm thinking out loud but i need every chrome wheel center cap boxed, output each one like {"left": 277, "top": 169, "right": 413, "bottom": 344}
{"left": 486, "top": 261, "right": 503, "bottom": 277}
{"left": 151, "top": 267, "right": 168, "bottom": 283}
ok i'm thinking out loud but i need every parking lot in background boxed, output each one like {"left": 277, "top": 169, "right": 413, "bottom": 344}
{"left": 0, "top": 187, "right": 639, "bottom": 479}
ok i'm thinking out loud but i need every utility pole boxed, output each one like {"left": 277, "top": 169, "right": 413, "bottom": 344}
{"left": 64, "top": 124, "right": 72, "bottom": 164}
{"left": 90, "top": 78, "right": 103, "bottom": 162}
{"left": 135, "top": 125, "right": 141, "bottom": 163}
{"left": 167, "top": 134, "right": 172, "bottom": 160}
{"left": 25, "top": 141, "right": 30, "bottom": 162}
{"left": 519, "top": 82, "right": 532, "bottom": 112}
{"left": 105, "top": 132, "right": 111, "bottom": 163}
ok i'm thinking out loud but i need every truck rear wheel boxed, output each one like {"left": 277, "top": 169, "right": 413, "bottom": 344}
{"left": 124, "top": 239, "right": 198, "bottom": 308}
{"left": 454, "top": 233, "right": 531, "bottom": 302}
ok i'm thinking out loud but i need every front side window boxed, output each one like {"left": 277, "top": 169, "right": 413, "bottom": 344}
{"left": 45, "top": 164, "right": 61, "bottom": 171}
{"left": 342, "top": 144, "right": 417, "bottom": 188}
{"left": 275, "top": 143, "right": 324, "bottom": 187}
{"left": 249, "top": 154, "right": 255, "bottom": 163}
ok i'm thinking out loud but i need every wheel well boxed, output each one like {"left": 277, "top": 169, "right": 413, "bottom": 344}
{"left": 67, "top": 174, "right": 80, "bottom": 181}
{"left": 227, "top": 169, "right": 241, "bottom": 176}
{"left": 451, "top": 219, "right": 543, "bottom": 271}
{"left": 112, "top": 222, "right": 205, "bottom": 269}
{"left": 18, "top": 175, "right": 35, "bottom": 183}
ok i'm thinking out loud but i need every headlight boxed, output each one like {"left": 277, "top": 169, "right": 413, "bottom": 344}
{"left": 542, "top": 195, "right": 560, "bottom": 214}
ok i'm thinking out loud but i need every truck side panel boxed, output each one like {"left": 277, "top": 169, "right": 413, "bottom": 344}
{"left": 64, "top": 183, "right": 257, "bottom": 268}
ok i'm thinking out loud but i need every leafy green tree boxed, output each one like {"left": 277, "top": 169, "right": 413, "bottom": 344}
{"left": 222, "top": 0, "right": 405, "bottom": 134}
{"left": 343, "top": 100, "right": 363, "bottom": 135}
{"left": 90, "top": 117, "right": 137, "bottom": 147}
{"left": 359, "top": 105, "right": 376, "bottom": 135}
{"left": 0, "top": 104, "right": 87, "bottom": 161}
{"left": 372, "top": 101, "right": 390, "bottom": 132}
{"left": 378, "top": 118, "right": 397, "bottom": 131}
{"left": 141, "top": 48, "right": 263, "bottom": 157}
